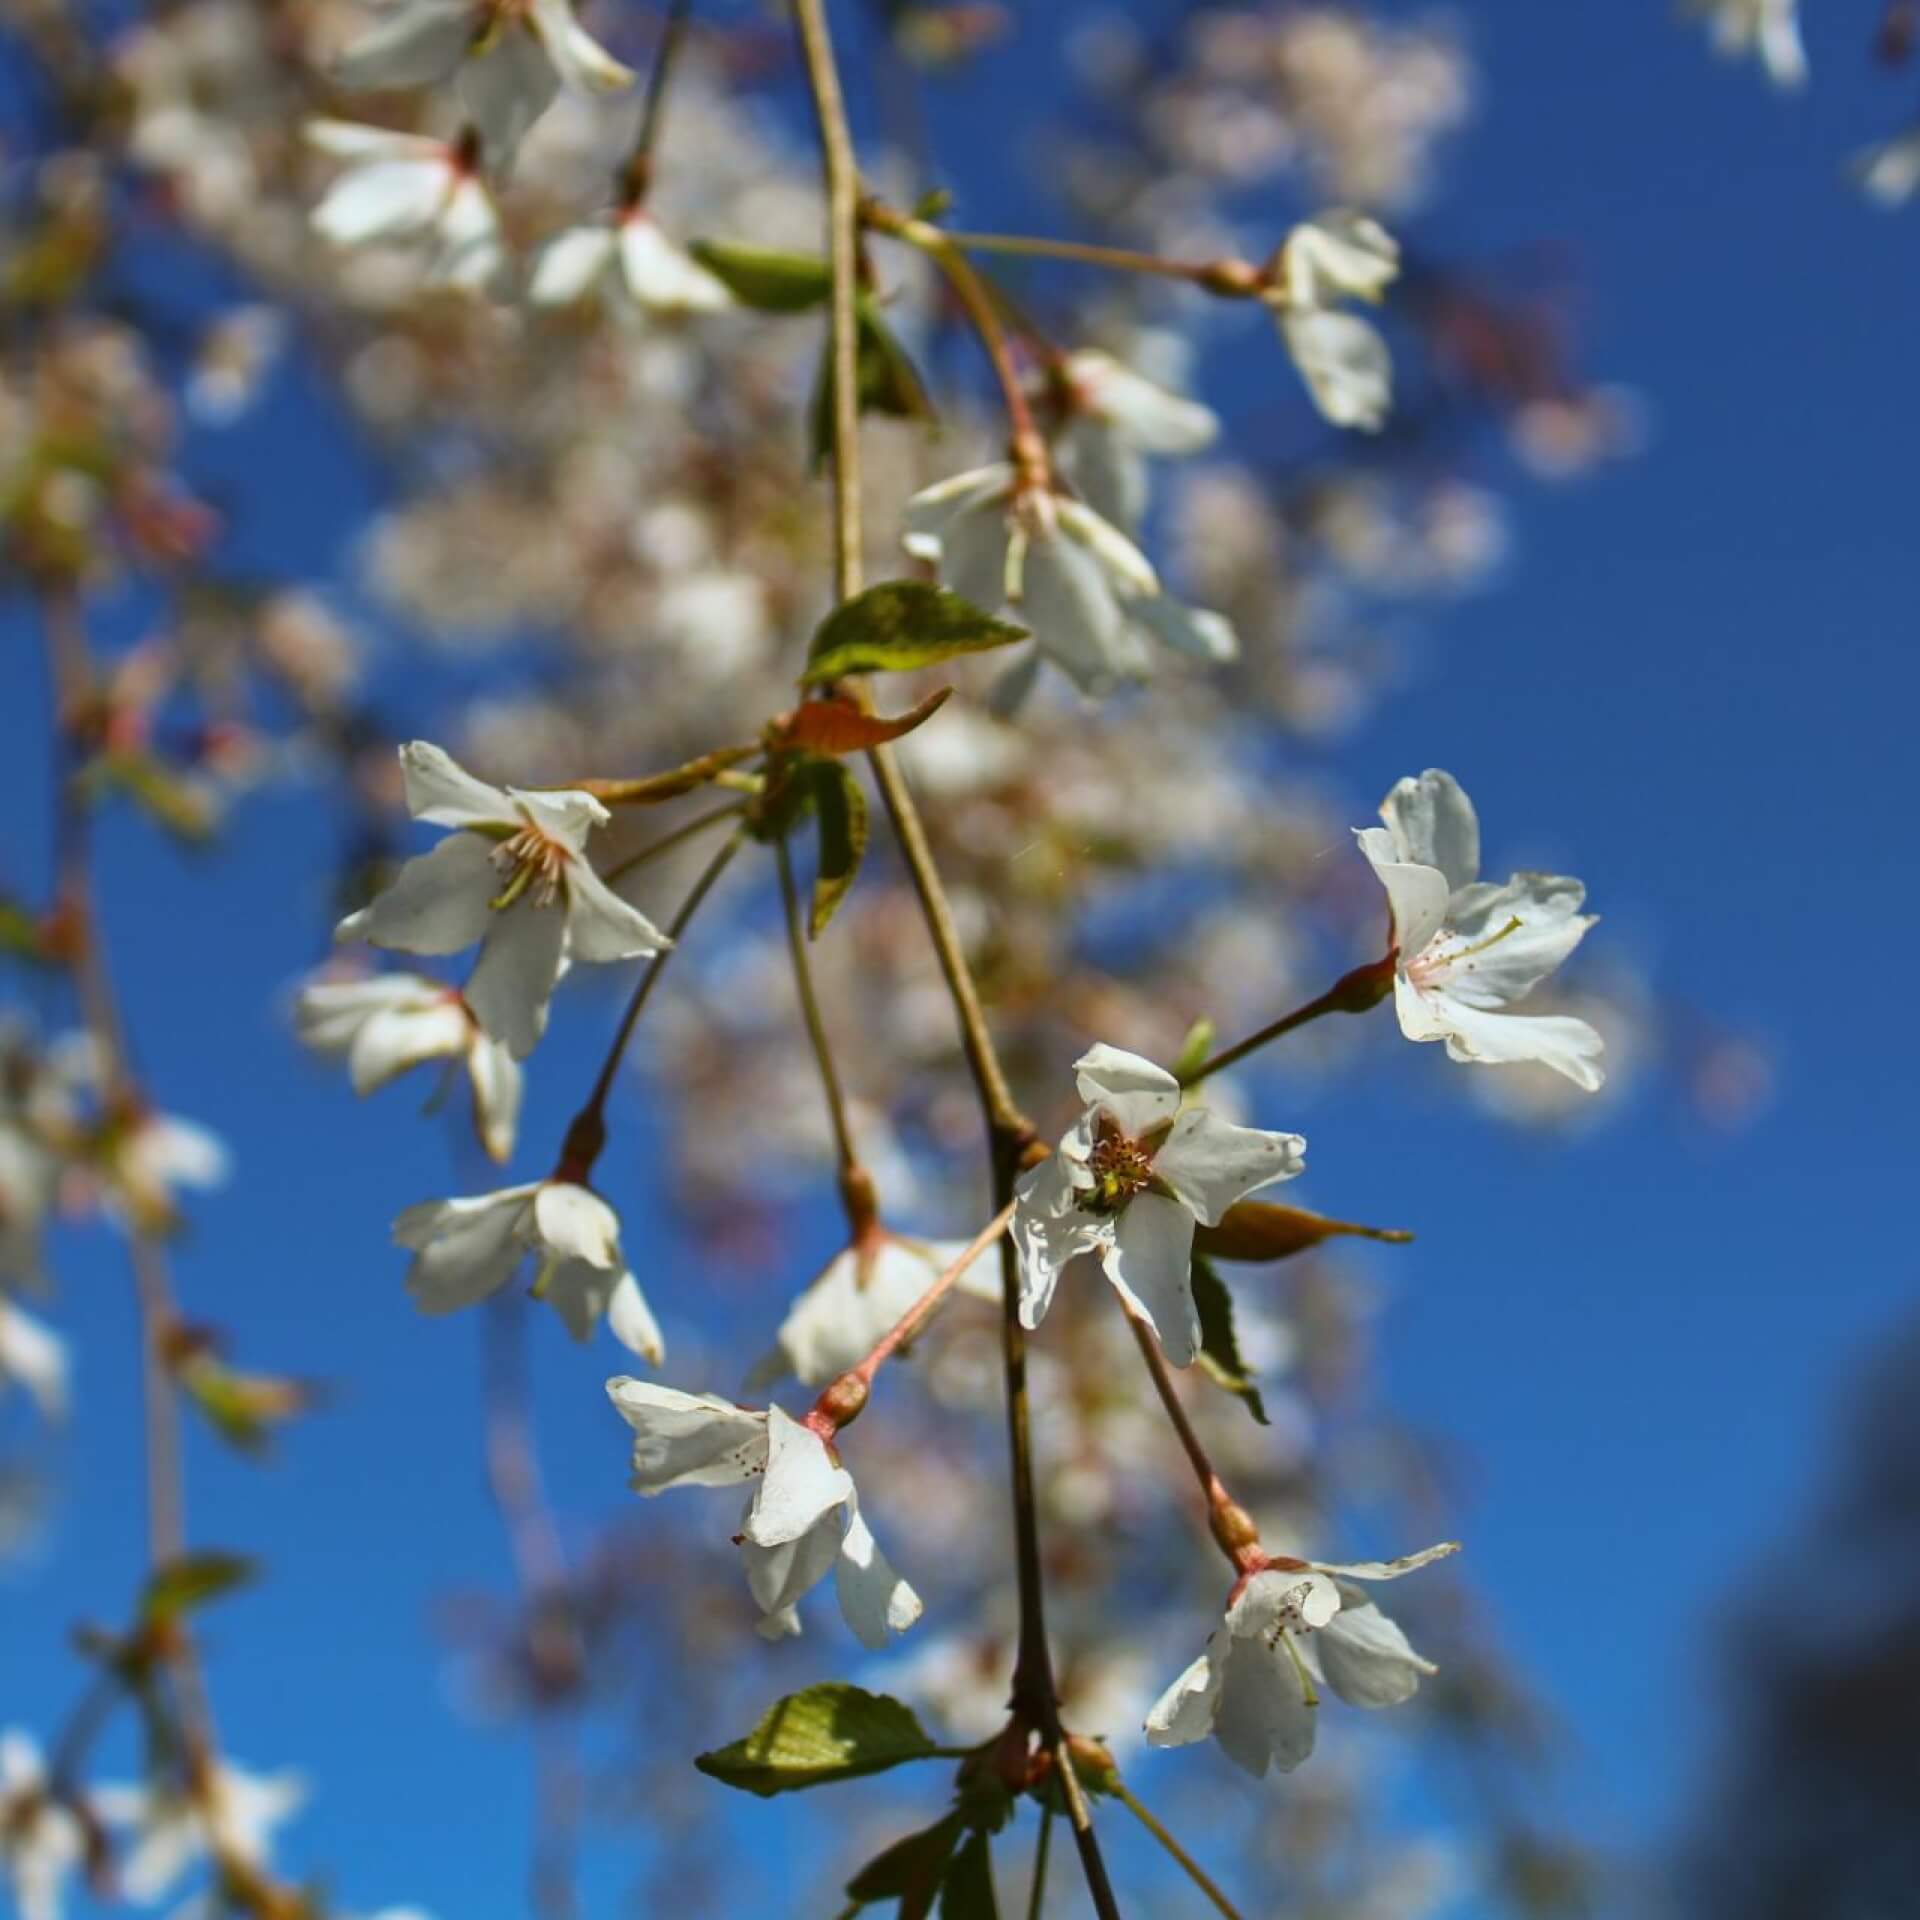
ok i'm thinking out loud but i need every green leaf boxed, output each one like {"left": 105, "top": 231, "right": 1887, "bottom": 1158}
{"left": 940, "top": 1831, "right": 999, "bottom": 1920}
{"left": 803, "top": 582, "right": 1027, "bottom": 685}
{"left": 689, "top": 239, "right": 831, "bottom": 312}
{"left": 847, "top": 1813, "right": 965, "bottom": 1916}
{"left": 694, "top": 1683, "right": 938, "bottom": 1797}
{"left": 0, "top": 897, "right": 46, "bottom": 963}
{"left": 1190, "top": 1256, "right": 1268, "bottom": 1426}
{"left": 141, "top": 1551, "right": 256, "bottom": 1625}
{"left": 809, "top": 299, "right": 939, "bottom": 469}
{"left": 808, "top": 760, "right": 869, "bottom": 938}
{"left": 1194, "top": 1199, "right": 1412, "bottom": 1262}
{"left": 92, "top": 752, "right": 219, "bottom": 844}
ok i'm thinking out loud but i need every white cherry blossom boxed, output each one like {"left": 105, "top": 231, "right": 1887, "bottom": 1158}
{"left": 748, "top": 1227, "right": 1004, "bottom": 1388}
{"left": 307, "top": 123, "right": 505, "bottom": 293}
{"left": 606, "top": 1381, "right": 921, "bottom": 1646}
{"left": 1145, "top": 1544, "right": 1456, "bottom": 1775}
{"left": 108, "top": 1107, "right": 229, "bottom": 1233}
{"left": 906, "top": 464, "right": 1234, "bottom": 694}
{"left": 1854, "top": 130, "right": 1920, "bottom": 207}
{"left": 0, "top": 1731, "right": 83, "bottom": 1920}
{"left": 1013, "top": 1045, "right": 1305, "bottom": 1366}
{"left": 529, "top": 209, "right": 732, "bottom": 318}
{"left": 0, "top": 1298, "right": 67, "bottom": 1420}
{"left": 95, "top": 1759, "right": 304, "bottom": 1905}
{"left": 1268, "top": 211, "right": 1401, "bottom": 432}
{"left": 336, "top": 741, "right": 665, "bottom": 1058}
{"left": 1356, "top": 769, "right": 1604, "bottom": 1090}
{"left": 394, "top": 1178, "right": 662, "bottom": 1360}
{"left": 331, "top": 0, "right": 633, "bottom": 167}
{"left": 1689, "top": 0, "right": 1806, "bottom": 88}
{"left": 296, "top": 971, "right": 522, "bottom": 1163}
{"left": 1053, "top": 348, "right": 1219, "bottom": 532}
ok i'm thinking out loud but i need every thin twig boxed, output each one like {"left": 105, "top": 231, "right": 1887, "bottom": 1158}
{"left": 1111, "top": 1777, "right": 1245, "bottom": 1920}
{"left": 1025, "top": 1802, "right": 1055, "bottom": 1920}
{"left": 775, "top": 832, "right": 857, "bottom": 1174}
{"left": 599, "top": 799, "right": 746, "bottom": 889}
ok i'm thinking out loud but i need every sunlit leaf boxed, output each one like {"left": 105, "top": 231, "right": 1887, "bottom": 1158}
{"left": 803, "top": 582, "right": 1026, "bottom": 684}
{"left": 695, "top": 1683, "right": 938, "bottom": 1797}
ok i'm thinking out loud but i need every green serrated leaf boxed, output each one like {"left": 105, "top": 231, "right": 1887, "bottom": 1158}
{"left": 940, "top": 1830, "right": 999, "bottom": 1920}
{"left": 689, "top": 239, "right": 832, "bottom": 312}
{"left": 1190, "top": 1255, "right": 1268, "bottom": 1426}
{"left": 694, "top": 1683, "right": 938, "bottom": 1798}
{"left": 847, "top": 1813, "right": 965, "bottom": 1911}
{"left": 141, "top": 1551, "right": 256, "bottom": 1625}
{"left": 808, "top": 760, "right": 869, "bottom": 937}
{"left": 803, "top": 582, "right": 1027, "bottom": 685}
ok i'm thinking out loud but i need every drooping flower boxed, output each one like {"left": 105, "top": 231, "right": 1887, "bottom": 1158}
{"left": 1355, "top": 769, "right": 1604, "bottom": 1090}
{"left": 95, "top": 1760, "right": 304, "bottom": 1906}
{"left": 336, "top": 742, "right": 665, "bottom": 1058}
{"left": 0, "top": 1731, "right": 83, "bottom": 1920}
{"left": 331, "top": 0, "right": 633, "bottom": 167}
{"left": 0, "top": 1298, "right": 67, "bottom": 1421}
{"left": 0, "top": 1125, "right": 54, "bottom": 1288}
{"left": 295, "top": 971, "right": 522, "bottom": 1163}
{"left": 394, "top": 1179, "right": 662, "bottom": 1360}
{"left": 1266, "top": 211, "right": 1401, "bottom": 432}
{"left": 1688, "top": 0, "right": 1806, "bottom": 89}
{"left": 606, "top": 1381, "right": 921, "bottom": 1646}
{"left": 748, "top": 1226, "right": 1003, "bottom": 1389}
{"left": 105, "top": 1106, "right": 229, "bottom": 1236}
{"left": 1145, "top": 1544, "right": 1456, "bottom": 1775}
{"left": 1012, "top": 1045, "right": 1305, "bottom": 1365}
{"left": 529, "top": 209, "right": 732, "bottom": 318}
{"left": 307, "top": 123, "right": 506, "bottom": 293}
{"left": 1052, "top": 348, "right": 1219, "bottom": 533}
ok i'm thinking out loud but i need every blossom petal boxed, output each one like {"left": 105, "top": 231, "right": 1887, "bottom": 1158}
{"left": 607, "top": 1272, "right": 664, "bottom": 1365}
{"left": 0, "top": 1299, "right": 67, "bottom": 1420}
{"left": 1315, "top": 1600, "right": 1436, "bottom": 1708}
{"left": 1102, "top": 1192, "right": 1199, "bottom": 1366}
{"left": 1018, "top": 525, "right": 1132, "bottom": 694}
{"left": 331, "top": 0, "right": 472, "bottom": 89}
{"left": 1354, "top": 827, "right": 1449, "bottom": 957}
{"left": 1054, "top": 497, "right": 1159, "bottom": 597}
{"left": 1154, "top": 1109, "right": 1306, "bottom": 1226}
{"left": 1073, "top": 1043, "right": 1180, "bottom": 1112}
{"left": 1311, "top": 1542, "right": 1459, "bottom": 1582}
{"left": 1440, "top": 873, "right": 1595, "bottom": 1009}
{"left": 394, "top": 1188, "right": 533, "bottom": 1313}
{"left": 304, "top": 119, "right": 446, "bottom": 163}
{"left": 606, "top": 1379, "right": 767, "bottom": 1490}
{"left": 533, "top": 1181, "right": 621, "bottom": 1268}
{"left": 1012, "top": 1156, "right": 1104, "bottom": 1330}
{"left": 1415, "top": 986, "right": 1607, "bottom": 1090}
{"left": 835, "top": 1505, "right": 923, "bottom": 1648}
{"left": 564, "top": 857, "right": 669, "bottom": 963}
{"left": 743, "top": 1406, "right": 852, "bottom": 1547}
{"left": 1380, "top": 769, "right": 1479, "bottom": 891}
{"left": 465, "top": 900, "right": 568, "bottom": 1058}
{"left": 1066, "top": 350, "right": 1220, "bottom": 454}
{"left": 529, "top": 0, "right": 635, "bottom": 92}
{"left": 1280, "top": 307, "right": 1392, "bottom": 432}
{"left": 312, "top": 160, "right": 449, "bottom": 248}
{"left": 1130, "top": 591, "right": 1238, "bottom": 663}
{"left": 1144, "top": 1638, "right": 1224, "bottom": 1748}
{"left": 346, "top": 997, "right": 469, "bottom": 1093}
{"left": 464, "top": 1031, "right": 522, "bottom": 1163}
{"left": 529, "top": 226, "right": 617, "bottom": 306}
{"left": 741, "top": 1506, "right": 841, "bottom": 1619}
{"left": 618, "top": 218, "right": 732, "bottom": 313}
{"left": 457, "top": 30, "right": 558, "bottom": 165}
{"left": 1227, "top": 1567, "right": 1341, "bottom": 1637}
{"left": 338, "top": 832, "right": 498, "bottom": 956}
{"left": 399, "top": 741, "right": 512, "bottom": 828}
{"left": 1214, "top": 1634, "right": 1317, "bottom": 1775}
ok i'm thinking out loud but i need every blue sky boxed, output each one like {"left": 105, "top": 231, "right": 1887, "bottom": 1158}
{"left": 6, "top": 3, "right": 1920, "bottom": 1915}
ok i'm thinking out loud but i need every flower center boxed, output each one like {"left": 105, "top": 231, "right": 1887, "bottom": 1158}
{"left": 1084, "top": 1112, "right": 1155, "bottom": 1214}
{"left": 488, "top": 824, "right": 570, "bottom": 912}
{"left": 1405, "top": 913, "right": 1524, "bottom": 990}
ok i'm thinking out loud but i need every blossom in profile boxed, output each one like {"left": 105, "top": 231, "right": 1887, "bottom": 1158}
{"left": 95, "top": 1759, "right": 305, "bottom": 1905}
{"left": 749, "top": 1227, "right": 1003, "bottom": 1389}
{"left": 336, "top": 742, "right": 665, "bottom": 1058}
{"left": 1267, "top": 211, "right": 1400, "bottom": 431}
{"left": 530, "top": 210, "right": 733, "bottom": 319}
{"left": 1854, "top": 129, "right": 1920, "bottom": 207}
{"left": 1013, "top": 1045, "right": 1305, "bottom": 1365}
{"left": 0, "top": 1731, "right": 83, "bottom": 1920}
{"left": 0, "top": 1298, "right": 66, "bottom": 1421}
{"left": 394, "top": 1179, "right": 662, "bottom": 1360}
{"left": 606, "top": 1381, "right": 921, "bottom": 1646}
{"left": 106, "top": 1107, "right": 230, "bottom": 1236}
{"left": 1356, "top": 769, "right": 1604, "bottom": 1089}
{"left": 1052, "top": 348, "right": 1219, "bottom": 532}
{"left": 307, "top": 123, "right": 506, "bottom": 293}
{"left": 1688, "top": 0, "right": 1806, "bottom": 89}
{"left": 331, "top": 0, "right": 633, "bottom": 166}
{"left": 295, "top": 971, "right": 522, "bottom": 1163}
{"left": 1146, "top": 1544, "right": 1456, "bottom": 1775}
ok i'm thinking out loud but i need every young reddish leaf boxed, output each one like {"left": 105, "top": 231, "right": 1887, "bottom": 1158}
{"left": 1193, "top": 1200, "right": 1413, "bottom": 1262}
{"left": 780, "top": 687, "right": 951, "bottom": 756}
